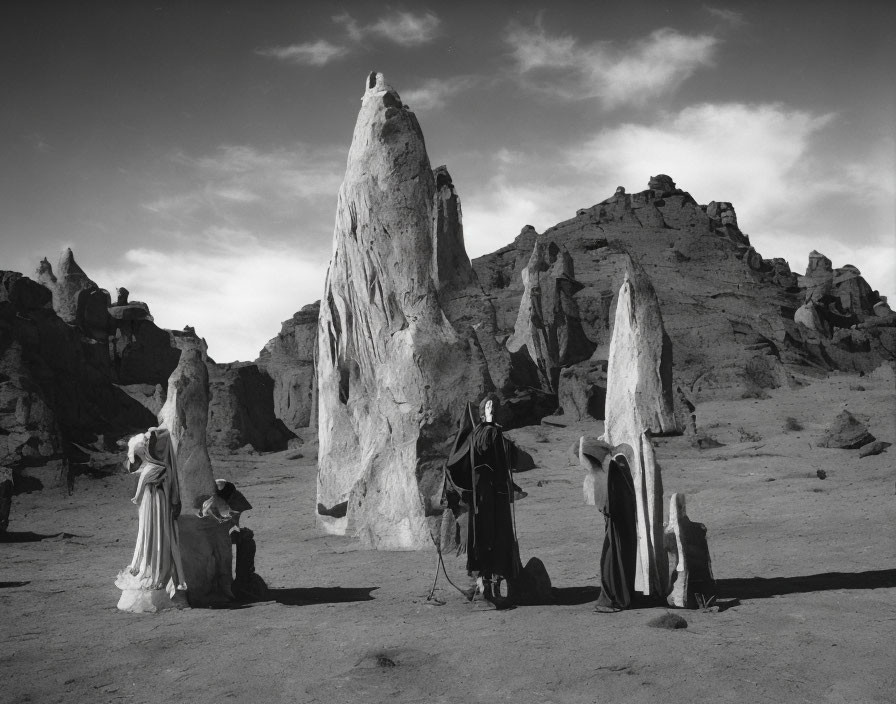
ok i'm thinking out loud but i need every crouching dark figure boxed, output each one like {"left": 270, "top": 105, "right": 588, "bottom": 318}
{"left": 215, "top": 480, "right": 269, "bottom": 602}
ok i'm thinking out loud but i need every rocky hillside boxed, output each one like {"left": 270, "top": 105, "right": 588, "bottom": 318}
{"left": 1, "top": 250, "right": 294, "bottom": 486}
{"left": 472, "top": 174, "right": 895, "bottom": 417}
{"left": 3, "top": 141, "right": 892, "bottom": 490}
{"left": 257, "top": 174, "right": 894, "bottom": 435}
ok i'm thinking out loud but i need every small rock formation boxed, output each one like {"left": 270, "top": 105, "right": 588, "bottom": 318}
{"left": 256, "top": 302, "right": 320, "bottom": 434}
{"left": 316, "top": 72, "right": 490, "bottom": 549}
{"left": 558, "top": 361, "right": 607, "bottom": 421}
{"left": 36, "top": 249, "right": 111, "bottom": 338}
{"left": 664, "top": 493, "right": 715, "bottom": 608}
{"left": 648, "top": 174, "right": 681, "bottom": 198}
{"left": 506, "top": 241, "right": 595, "bottom": 393}
{"left": 158, "top": 347, "right": 233, "bottom": 605}
{"left": 859, "top": 440, "right": 890, "bottom": 458}
{"left": 794, "top": 300, "right": 829, "bottom": 337}
{"left": 818, "top": 410, "right": 876, "bottom": 449}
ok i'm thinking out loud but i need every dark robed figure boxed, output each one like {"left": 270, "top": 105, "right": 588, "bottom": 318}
{"left": 594, "top": 452, "right": 638, "bottom": 611}
{"left": 445, "top": 394, "right": 520, "bottom": 600}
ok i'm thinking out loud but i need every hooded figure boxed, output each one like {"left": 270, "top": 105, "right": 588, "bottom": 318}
{"left": 116, "top": 427, "right": 187, "bottom": 599}
{"left": 445, "top": 394, "right": 521, "bottom": 602}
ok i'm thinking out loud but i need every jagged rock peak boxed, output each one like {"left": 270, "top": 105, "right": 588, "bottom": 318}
{"left": 648, "top": 174, "right": 682, "bottom": 197}
{"left": 58, "top": 247, "right": 87, "bottom": 278}
{"left": 36, "top": 257, "right": 56, "bottom": 284}
{"left": 806, "top": 250, "right": 833, "bottom": 276}
{"left": 316, "top": 71, "right": 491, "bottom": 549}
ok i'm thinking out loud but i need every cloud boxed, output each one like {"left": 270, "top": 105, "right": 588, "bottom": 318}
{"left": 463, "top": 101, "right": 893, "bottom": 297}
{"left": 505, "top": 22, "right": 719, "bottom": 107}
{"left": 92, "top": 232, "right": 327, "bottom": 363}
{"left": 401, "top": 76, "right": 479, "bottom": 111}
{"left": 256, "top": 39, "right": 348, "bottom": 66}
{"left": 705, "top": 6, "right": 746, "bottom": 26}
{"left": 333, "top": 10, "right": 441, "bottom": 47}
{"left": 144, "top": 143, "right": 345, "bottom": 228}
{"left": 132, "top": 141, "right": 345, "bottom": 360}
{"left": 569, "top": 102, "right": 835, "bottom": 214}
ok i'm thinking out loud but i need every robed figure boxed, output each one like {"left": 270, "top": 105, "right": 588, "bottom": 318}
{"left": 116, "top": 427, "right": 187, "bottom": 612}
{"left": 444, "top": 394, "right": 521, "bottom": 600}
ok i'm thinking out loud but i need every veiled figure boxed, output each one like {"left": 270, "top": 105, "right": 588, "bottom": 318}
{"left": 445, "top": 394, "right": 522, "bottom": 604}
{"left": 115, "top": 427, "right": 186, "bottom": 609}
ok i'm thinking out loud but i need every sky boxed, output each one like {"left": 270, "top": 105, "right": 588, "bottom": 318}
{"left": 2, "top": 1, "right": 894, "bottom": 362}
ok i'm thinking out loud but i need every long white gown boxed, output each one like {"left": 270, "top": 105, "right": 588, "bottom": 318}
{"left": 115, "top": 428, "right": 187, "bottom": 603}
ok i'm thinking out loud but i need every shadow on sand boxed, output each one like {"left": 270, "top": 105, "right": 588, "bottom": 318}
{"left": 264, "top": 586, "right": 379, "bottom": 607}
{"left": 551, "top": 586, "right": 601, "bottom": 605}
{"left": 0, "top": 531, "right": 76, "bottom": 543}
{"left": 717, "top": 569, "right": 896, "bottom": 600}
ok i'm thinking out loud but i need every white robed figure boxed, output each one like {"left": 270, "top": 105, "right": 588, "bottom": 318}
{"left": 115, "top": 427, "right": 187, "bottom": 612}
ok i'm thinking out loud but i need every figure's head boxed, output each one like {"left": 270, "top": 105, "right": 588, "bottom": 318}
{"left": 125, "top": 432, "right": 147, "bottom": 470}
{"left": 478, "top": 393, "right": 501, "bottom": 423}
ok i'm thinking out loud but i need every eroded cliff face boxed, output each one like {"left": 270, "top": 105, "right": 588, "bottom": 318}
{"left": 473, "top": 178, "right": 894, "bottom": 405}
{"left": 316, "top": 73, "right": 492, "bottom": 549}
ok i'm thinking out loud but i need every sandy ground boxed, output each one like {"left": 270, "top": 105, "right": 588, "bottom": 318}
{"left": 2, "top": 367, "right": 895, "bottom": 704}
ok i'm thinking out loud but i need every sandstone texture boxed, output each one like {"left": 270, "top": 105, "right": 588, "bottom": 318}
{"left": 506, "top": 241, "right": 595, "bottom": 394}
{"left": 0, "top": 269, "right": 156, "bottom": 473}
{"left": 817, "top": 410, "right": 875, "bottom": 449}
{"left": 207, "top": 361, "right": 295, "bottom": 451}
{"left": 603, "top": 262, "right": 678, "bottom": 439}
{"left": 316, "top": 73, "right": 494, "bottom": 549}
{"left": 472, "top": 181, "right": 894, "bottom": 405}
{"left": 664, "top": 492, "right": 715, "bottom": 609}
{"left": 158, "top": 346, "right": 233, "bottom": 605}
{"left": 256, "top": 302, "right": 319, "bottom": 434}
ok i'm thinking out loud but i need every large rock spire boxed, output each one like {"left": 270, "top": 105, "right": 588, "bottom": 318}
{"left": 316, "top": 73, "right": 490, "bottom": 549}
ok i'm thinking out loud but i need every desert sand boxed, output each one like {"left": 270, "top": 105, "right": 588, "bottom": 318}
{"left": 2, "top": 368, "right": 894, "bottom": 704}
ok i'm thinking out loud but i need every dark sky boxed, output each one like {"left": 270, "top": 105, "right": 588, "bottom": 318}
{"left": 2, "top": 1, "right": 893, "bottom": 361}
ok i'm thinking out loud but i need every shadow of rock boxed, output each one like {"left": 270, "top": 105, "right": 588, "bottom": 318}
{"left": 0, "top": 531, "right": 76, "bottom": 543}
{"left": 551, "top": 586, "right": 601, "bottom": 605}
{"left": 266, "top": 586, "right": 379, "bottom": 607}
{"left": 717, "top": 569, "right": 896, "bottom": 600}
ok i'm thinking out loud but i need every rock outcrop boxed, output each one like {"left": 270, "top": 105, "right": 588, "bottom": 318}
{"left": 316, "top": 73, "right": 491, "bottom": 549}
{"left": 0, "top": 269, "right": 156, "bottom": 473}
{"left": 256, "top": 302, "right": 319, "bottom": 434}
{"left": 207, "top": 361, "right": 295, "bottom": 451}
{"left": 158, "top": 347, "right": 232, "bottom": 606}
{"left": 599, "top": 266, "right": 676, "bottom": 599}
{"left": 36, "top": 249, "right": 111, "bottom": 339}
{"left": 664, "top": 493, "right": 715, "bottom": 609}
{"left": 603, "top": 262, "right": 678, "bottom": 438}
{"left": 506, "top": 241, "right": 595, "bottom": 394}
{"left": 818, "top": 410, "right": 875, "bottom": 449}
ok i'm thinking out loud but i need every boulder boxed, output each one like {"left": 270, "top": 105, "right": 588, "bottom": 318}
{"left": 158, "top": 347, "right": 233, "bottom": 605}
{"left": 316, "top": 72, "right": 491, "bottom": 549}
{"left": 859, "top": 440, "right": 891, "bottom": 458}
{"left": 256, "top": 302, "right": 319, "bottom": 433}
{"left": 0, "top": 271, "right": 52, "bottom": 310}
{"left": 664, "top": 493, "right": 715, "bottom": 609}
{"left": 817, "top": 410, "right": 875, "bottom": 449}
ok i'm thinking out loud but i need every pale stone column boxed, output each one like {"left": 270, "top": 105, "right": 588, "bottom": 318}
{"left": 159, "top": 347, "right": 232, "bottom": 605}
